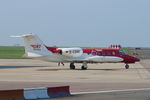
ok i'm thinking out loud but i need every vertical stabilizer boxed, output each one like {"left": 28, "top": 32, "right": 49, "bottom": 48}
{"left": 12, "top": 34, "right": 52, "bottom": 57}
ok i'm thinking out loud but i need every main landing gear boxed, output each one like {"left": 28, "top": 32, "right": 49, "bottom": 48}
{"left": 81, "top": 62, "right": 88, "bottom": 70}
{"left": 70, "top": 62, "right": 88, "bottom": 70}
{"left": 58, "top": 62, "right": 64, "bottom": 66}
{"left": 70, "top": 62, "right": 75, "bottom": 69}
{"left": 125, "top": 64, "right": 129, "bottom": 69}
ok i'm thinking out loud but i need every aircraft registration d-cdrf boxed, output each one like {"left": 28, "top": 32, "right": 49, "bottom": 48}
{"left": 11, "top": 34, "right": 140, "bottom": 70}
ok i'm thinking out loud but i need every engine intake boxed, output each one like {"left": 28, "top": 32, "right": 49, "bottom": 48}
{"left": 58, "top": 48, "right": 83, "bottom": 58}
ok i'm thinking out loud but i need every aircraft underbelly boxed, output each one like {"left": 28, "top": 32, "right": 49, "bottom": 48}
{"left": 34, "top": 54, "right": 65, "bottom": 62}
{"left": 86, "top": 56, "right": 123, "bottom": 62}
{"left": 34, "top": 53, "right": 123, "bottom": 63}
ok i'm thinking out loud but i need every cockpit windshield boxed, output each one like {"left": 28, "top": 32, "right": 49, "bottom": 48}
{"left": 119, "top": 50, "right": 126, "bottom": 55}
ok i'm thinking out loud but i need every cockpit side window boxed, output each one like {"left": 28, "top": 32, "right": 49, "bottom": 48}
{"left": 119, "top": 50, "right": 126, "bottom": 55}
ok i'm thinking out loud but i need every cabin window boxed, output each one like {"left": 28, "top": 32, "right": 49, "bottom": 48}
{"left": 112, "top": 51, "right": 116, "bottom": 55}
{"left": 87, "top": 52, "right": 91, "bottom": 55}
{"left": 107, "top": 51, "right": 111, "bottom": 55}
{"left": 97, "top": 51, "right": 101, "bottom": 55}
{"left": 102, "top": 52, "right": 106, "bottom": 55}
{"left": 92, "top": 52, "right": 96, "bottom": 55}
{"left": 69, "top": 50, "right": 72, "bottom": 54}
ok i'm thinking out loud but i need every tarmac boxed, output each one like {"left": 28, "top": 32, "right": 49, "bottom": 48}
{"left": 0, "top": 59, "right": 150, "bottom": 100}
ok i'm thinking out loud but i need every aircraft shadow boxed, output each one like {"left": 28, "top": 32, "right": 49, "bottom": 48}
{"left": 0, "top": 65, "right": 47, "bottom": 69}
{"left": 37, "top": 68, "right": 122, "bottom": 71}
{"left": 37, "top": 67, "right": 150, "bottom": 71}
{"left": 130, "top": 67, "right": 150, "bottom": 70}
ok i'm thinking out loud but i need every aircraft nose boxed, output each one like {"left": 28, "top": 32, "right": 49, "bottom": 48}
{"left": 136, "top": 58, "right": 140, "bottom": 62}
{"left": 134, "top": 57, "right": 140, "bottom": 62}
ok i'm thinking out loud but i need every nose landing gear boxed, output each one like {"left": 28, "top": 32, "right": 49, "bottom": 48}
{"left": 125, "top": 64, "right": 129, "bottom": 69}
{"left": 70, "top": 62, "right": 88, "bottom": 70}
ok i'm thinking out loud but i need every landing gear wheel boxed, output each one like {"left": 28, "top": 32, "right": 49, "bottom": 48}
{"left": 81, "top": 66, "right": 87, "bottom": 70}
{"left": 125, "top": 64, "right": 129, "bottom": 69}
{"left": 70, "top": 63, "right": 75, "bottom": 70}
{"left": 81, "top": 62, "right": 88, "bottom": 70}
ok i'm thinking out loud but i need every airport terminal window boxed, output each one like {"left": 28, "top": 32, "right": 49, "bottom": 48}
{"left": 119, "top": 50, "right": 126, "bottom": 55}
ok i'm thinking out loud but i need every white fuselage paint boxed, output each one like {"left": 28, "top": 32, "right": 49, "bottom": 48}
{"left": 36, "top": 50, "right": 123, "bottom": 63}
{"left": 16, "top": 34, "right": 123, "bottom": 63}
{"left": 58, "top": 48, "right": 83, "bottom": 58}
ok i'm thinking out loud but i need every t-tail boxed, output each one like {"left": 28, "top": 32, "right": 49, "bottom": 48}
{"left": 11, "top": 34, "right": 52, "bottom": 57}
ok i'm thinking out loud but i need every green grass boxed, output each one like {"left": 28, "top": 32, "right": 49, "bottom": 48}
{"left": 0, "top": 46, "right": 27, "bottom": 59}
{"left": 1, "top": 46, "right": 149, "bottom": 59}
{"left": 0, "top": 46, "right": 131, "bottom": 59}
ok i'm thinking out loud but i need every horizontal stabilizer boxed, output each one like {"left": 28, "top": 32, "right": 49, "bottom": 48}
{"left": 10, "top": 33, "right": 33, "bottom": 38}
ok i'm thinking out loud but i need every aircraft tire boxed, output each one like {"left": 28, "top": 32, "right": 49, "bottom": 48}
{"left": 81, "top": 66, "right": 87, "bottom": 70}
{"left": 70, "top": 66, "right": 75, "bottom": 69}
{"left": 125, "top": 64, "right": 129, "bottom": 69}
{"left": 70, "top": 63, "right": 75, "bottom": 70}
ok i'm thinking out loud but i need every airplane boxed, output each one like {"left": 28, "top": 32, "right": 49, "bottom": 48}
{"left": 12, "top": 34, "right": 140, "bottom": 70}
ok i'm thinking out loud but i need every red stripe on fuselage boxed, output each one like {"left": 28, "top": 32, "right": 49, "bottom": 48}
{"left": 45, "top": 46, "right": 140, "bottom": 64}
{"left": 83, "top": 48, "right": 120, "bottom": 56}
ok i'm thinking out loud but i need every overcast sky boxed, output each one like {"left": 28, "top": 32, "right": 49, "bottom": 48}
{"left": 0, "top": 0, "right": 149, "bottom": 47}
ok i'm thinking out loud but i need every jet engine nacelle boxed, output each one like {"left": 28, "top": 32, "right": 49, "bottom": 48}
{"left": 58, "top": 48, "right": 83, "bottom": 58}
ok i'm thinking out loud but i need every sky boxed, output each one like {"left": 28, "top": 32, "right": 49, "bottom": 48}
{"left": 0, "top": 0, "right": 150, "bottom": 47}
